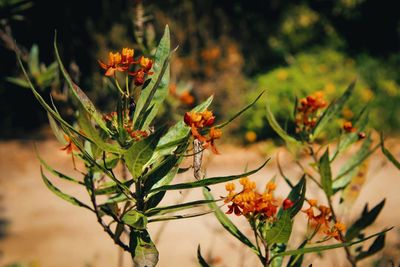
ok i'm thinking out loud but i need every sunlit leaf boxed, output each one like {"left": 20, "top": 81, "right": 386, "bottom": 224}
{"left": 264, "top": 211, "right": 292, "bottom": 245}
{"left": 380, "top": 133, "right": 400, "bottom": 169}
{"left": 145, "top": 199, "right": 219, "bottom": 217}
{"left": 122, "top": 210, "right": 148, "bottom": 230}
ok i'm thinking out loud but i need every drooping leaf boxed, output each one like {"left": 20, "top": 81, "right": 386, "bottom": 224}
{"left": 319, "top": 149, "right": 333, "bottom": 197}
{"left": 263, "top": 211, "right": 293, "bottom": 245}
{"left": 124, "top": 127, "right": 165, "bottom": 180}
{"left": 203, "top": 189, "right": 260, "bottom": 255}
{"left": 355, "top": 234, "right": 386, "bottom": 261}
{"left": 148, "top": 159, "right": 269, "bottom": 194}
{"left": 269, "top": 228, "right": 392, "bottom": 261}
{"left": 28, "top": 44, "right": 39, "bottom": 74}
{"left": 216, "top": 91, "right": 265, "bottom": 129}
{"left": 47, "top": 112, "right": 67, "bottom": 145}
{"left": 122, "top": 210, "right": 148, "bottom": 230}
{"left": 380, "top": 133, "right": 400, "bottom": 169}
{"left": 133, "top": 25, "right": 170, "bottom": 128}
{"left": 40, "top": 167, "right": 92, "bottom": 211}
{"left": 54, "top": 35, "right": 111, "bottom": 134}
{"left": 345, "top": 199, "right": 386, "bottom": 241}
{"left": 197, "top": 245, "right": 211, "bottom": 267}
{"left": 129, "top": 230, "right": 159, "bottom": 267}
{"left": 6, "top": 76, "right": 30, "bottom": 88}
{"left": 147, "top": 209, "right": 215, "bottom": 222}
{"left": 312, "top": 80, "right": 356, "bottom": 139}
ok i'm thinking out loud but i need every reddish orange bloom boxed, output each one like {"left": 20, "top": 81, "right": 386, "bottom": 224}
{"left": 121, "top": 48, "right": 134, "bottom": 65}
{"left": 139, "top": 56, "right": 154, "bottom": 73}
{"left": 283, "top": 198, "right": 294, "bottom": 210}
{"left": 179, "top": 91, "right": 195, "bottom": 105}
{"left": 224, "top": 177, "right": 279, "bottom": 219}
{"left": 60, "top": 134, "right": 79, "bottom": 154}
{"left": 184, "top": 110, "right": 221, "bottom": 153}
{"left": 99, "top": 52, "right": 128, "bottom": 76}
{"left": 343, "top": 121, "right": 356, "bottom": 133}
{"left": 296, "top": 91, "right": 328, "bottom": 134}
{"left": 325, "top": 222, "right": 346, "bottom": 241}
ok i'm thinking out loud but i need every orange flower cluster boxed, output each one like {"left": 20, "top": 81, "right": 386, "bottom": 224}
{"left": 224, "top": 178, "right": 278, "bottom": 218}
{"left": 184, "top": 110, "right": 222, "bottom": 154}
{"left": 98, "top": 48, "right": 153, "bottom": 86}
{"left": 343, "top": 121, "right": 366, "bottom": 139}
{"left": 303, "top": 199, "right": 346, "bottom": 241}
{"left": 295, "top": 92, "right": 327, "bottom": 133}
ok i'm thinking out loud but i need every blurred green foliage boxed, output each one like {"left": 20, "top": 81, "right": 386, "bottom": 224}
{"left": 242, "top": 48, "right": 400, "bottom": 139}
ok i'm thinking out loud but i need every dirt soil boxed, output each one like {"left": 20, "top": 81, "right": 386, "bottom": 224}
{"left": 0, "top": 137, "right": 399, "bottom": 267}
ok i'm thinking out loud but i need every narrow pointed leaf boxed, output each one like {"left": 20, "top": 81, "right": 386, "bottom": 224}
{"left": 216, "top": 91, "right": 264, "bottom": 129}
{"left": 355, "top": 234, "right": 386, "bottom": 261}
{"left": 122, "top": 210, "right": 148, "bottom": 230}
{"left": 125, "top": 128, "right": 165, "bottom": 180}
{"left": 54, "top": 35, "right": 110, "bottom": 134}
{"left": 345, "top": 199, "right": 385, "bottom": 241}
{"left": 380, "top": 134, "right": 400, "bottom": 169}
{"left": 148, "top": 159, "right": 269, "bottom": 194}
{"left": 312, "top": 80, "right": 356, "bottom": 139}
{"left": 40, "top": 167, "right": 92, "bottom": 211}
{"left": 145, "top": 199, "right": 220, "bottom": 217}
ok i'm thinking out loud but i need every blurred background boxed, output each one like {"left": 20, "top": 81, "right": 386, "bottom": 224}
{"left": 0, "top": 0, "right": 399, "bottom": 266}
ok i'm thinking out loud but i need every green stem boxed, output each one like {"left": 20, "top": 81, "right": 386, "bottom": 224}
{"left": 114, "top": 74, "right": 126, "bottom": 96}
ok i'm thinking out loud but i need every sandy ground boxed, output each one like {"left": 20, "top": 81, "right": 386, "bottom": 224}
{"left": 0, "top": 137, "right": 399, "bottom": 267}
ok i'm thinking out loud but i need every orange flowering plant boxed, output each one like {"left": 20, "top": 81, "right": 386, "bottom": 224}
{"left": 200, "top": 83, "right": 399, "bottom": 266}
{"left": 17, "top": 26, "right": 269, "bottom": 267}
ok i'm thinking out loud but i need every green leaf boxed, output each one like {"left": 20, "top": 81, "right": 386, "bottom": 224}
{"left": 36, "top": 149, "right": 83, "bottom": 185}
{"left": 5, "top": 76, "right": 30, "bottom": 88}
{"left": 203, "top": 189, "right": 260, "bottom": 255}
{"left": 266, "top": 101, "right": 300, "bottom": 147}
{"left": 54, "top": 35, "right": 111, "bottom": 134}
{"left": 129, "top": 230, "right": 159, "bottom": 267}
{"left": 345, "top": 199, "right": 385, "bottom": 241}
{"left": 334, "top": 135, "right": 377, "bottom": 189}
{"left": 278, "top": 176, "right": 306, "bottom": 219}
{"left": 380, "top": 134, "right": 400, "bottom": 169}
{"left": 124, "top": 127, "right": 165, "bottom": 180}
{"left": 122, "top": 210, "right": 148, "bottom": 230}
{"left": 263, "top": 211, "right": 292, "bottom": 245}
{"left": 77, "top": 107, "right": 123, "bottom": 154}
{"left": 94, "top": 180, "right": 134, "bottom": 195}
{"left": 312, "top": 80, "right": 356, "bottom": 140}
{"left": 134, "top": 25, "right": 170, "bottom": 128}
{"left": 287, "top": 240, "right": 307, "bottom": 267}
{"left": 355, "top": 234, "right": 386, "bottom": 261}
{"left": 216, "top": 91, "right": 264, "bottom": 129}
{"left": 143, "top": 154, "right": 179, "bottom": 191}
{"left": 40, "top": 167, "right": 92, "bottom": 211}
{"left": 197, "top": 245, "right": 211, "bottom": 267}
{"left": 145, "top": 199, "right": 219, "bottom": 217}
{"left": 28, "top": 44, "right": 39, "bottom": 75}
{"left": 147, "top": 209, "right": 215, "bottom": 223}
{"left": 270, "top": 228, "right": 392, "bottom": 261}
{"left": 47, "top": 112, "right": 68, "bottom": 145}
{"left": 149, "top": 159, "right": 269, "bottom": 194}
{"left": 319, "top": 149, "right": 333, "bottom": 197}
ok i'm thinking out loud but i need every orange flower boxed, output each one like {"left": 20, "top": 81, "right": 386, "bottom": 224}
{"left": 343, "top": 121, "right": 356, "bottom": 133}
{"left": 99, "top": 52, "right": 128, "bottom": 76}
{"left": 121, "top": 48, "right": 134, "bottom": 65}
{"left": 296, "top": 91, "right": 327, "bottom": 134}
{"left": 224, "top": 177, "right": 278, "bottom": 219}
{"left": 204, "top": 127, "right": 223, "bottom": 154}
{"left": 179, "top": 91, "right": 195, "bottom": 105}
{"left": 325, "top": 222, "right": 346, "bottom": 241}
{"left": 139, "top": 56, "right": 154, "bottom": 73}
{"left": 60, "top": 134, "right": 79, "bottom": 154}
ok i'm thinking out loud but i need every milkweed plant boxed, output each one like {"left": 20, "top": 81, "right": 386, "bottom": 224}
{"left": 17, "top": 25, "right": 400, "bottom": 267}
